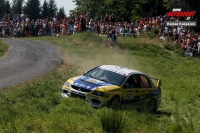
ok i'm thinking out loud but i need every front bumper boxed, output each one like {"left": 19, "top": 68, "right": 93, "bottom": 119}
{"left": 61, "top": 87, "right": 87, "bottom": 99}
{"left": 86, "top": 95, "right": 109, "bottom": 108}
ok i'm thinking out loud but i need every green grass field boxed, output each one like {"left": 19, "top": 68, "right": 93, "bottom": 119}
{"left": 0, "top": 33, "right": 200, "bottom": 133}
{"left": 0, "top": 40, "right": 9, "bottom": 58}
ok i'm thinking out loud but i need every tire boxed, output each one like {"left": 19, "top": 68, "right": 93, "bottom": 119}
{"left": 147, "top": 99, "right": 156, "bottom": 113}
{"left": 108, "top": 96, "right": 120, "bottom": 109}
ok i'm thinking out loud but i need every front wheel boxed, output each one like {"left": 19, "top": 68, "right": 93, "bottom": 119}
{"left": 108, "top": 96, "right": 120, "bottom": 109}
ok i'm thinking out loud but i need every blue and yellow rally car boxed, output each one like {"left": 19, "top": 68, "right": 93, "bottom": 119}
{"left": 61, "top": 65, "right": 161, "bottom": 112}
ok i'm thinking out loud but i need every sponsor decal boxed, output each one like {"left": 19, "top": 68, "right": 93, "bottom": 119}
{"left": 73, "top": 76, "right": 114, "bottom": 91}
{"left": 167, "top": 9, "right": 196, "bottom": 17}
{"left": 85, "top": 78, "right": 101, "bottom": 84}
{"left": 166, "top": 21, "right": 196, "bottom": 26}
{"left": 87, "top": 86, "right": 91, "bottom": 89}
{"left": 124, "top": 91, "right": 134, "bottom": 100}
{"left": 139, "top": 95, "right": 146, "bottom": 100}
{"left": 166, "top": 8, "right": 197, "bottom": 27}
{"left": 100, "top": 66, "right": 127, "bottom": 75}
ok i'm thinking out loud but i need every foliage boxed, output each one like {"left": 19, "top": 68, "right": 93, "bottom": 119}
{"left": 23, "top": 0, "right": 41, "bottom": 20}
{"left": 98, "top": 108, "right": 131, "bottom": 133}
{"left": 58, "top": 7, "right": 66, "bottom": 19}
{"left": 3, "top": 0, "right": 11, "bottom": 14}
{"left": 41, "top": 0, "right": 49, "bottom": 19}
{"left": 48, "top": 0, "right": 58, "bottom": 18}
{"left": 73, "top": 0, "right": 167, "bottom": 22}
{"left": 0, "top": 0, "right": 198, "bottom": 28}
{"left": 0, "top": 40, "right": 9, "bottom": 57}
{"left": 11, "top": 0, "right": 23, "bottom": 14}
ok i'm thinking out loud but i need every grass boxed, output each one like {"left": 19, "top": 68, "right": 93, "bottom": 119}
{"left": 98, "top": 108, "right": 131, "bottom": 133}
{"left": 0, "top": 32, "right": 200, "bottom": 133}
{"left": 0, "top": 40, "right": 9, "bottom": 58}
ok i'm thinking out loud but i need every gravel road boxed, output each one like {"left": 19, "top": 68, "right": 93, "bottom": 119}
{"left": 0, "top": 38, "right": 63, "bottom": 89}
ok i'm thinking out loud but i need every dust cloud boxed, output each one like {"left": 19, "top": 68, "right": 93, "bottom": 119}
{"left": 62, "top": 46, "right": 141, "bottom": 75}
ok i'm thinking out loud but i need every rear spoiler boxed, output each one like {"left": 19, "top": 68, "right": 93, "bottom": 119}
{"left": 150, "top": 77, "right": 161, "bottom": 87}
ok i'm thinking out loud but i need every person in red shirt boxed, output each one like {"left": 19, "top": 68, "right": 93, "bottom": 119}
{"left": 181, "top": 39, "right": 187, "bottom": 53}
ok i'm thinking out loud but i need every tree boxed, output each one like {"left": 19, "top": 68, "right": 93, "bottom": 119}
{"left": 48, "top": 0, "right": 57, "bottom": 17}
{"left": 11, "top": 0, "right": 24, "bottom": 14}
{"left": 73, "top": 0, "right": 167, "bottom": 22}
{"left": 58, "top": 7, "right": 66, "bottom": 19}
{"left": 0, "top": 0, "right": 11, "bottom": 15}
{"left": 0, "top": 0, "right": 5, "bottom": 16}
{"left": 41, "top": 0, "right": 49, "bottom": 19}
{"left": 23, "top": 0, "right": 41, "bottom": 20}
{"left": 4, "top": 0, "right": 11, "bottom": 14}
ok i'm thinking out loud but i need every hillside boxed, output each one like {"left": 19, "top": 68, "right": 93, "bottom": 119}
{"left": 0, "top": 33, "right": 200, "bottom": 133}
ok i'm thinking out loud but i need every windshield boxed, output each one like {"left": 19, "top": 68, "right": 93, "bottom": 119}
{"left": 84, "top": 67, "right": 126, "bottom": 86}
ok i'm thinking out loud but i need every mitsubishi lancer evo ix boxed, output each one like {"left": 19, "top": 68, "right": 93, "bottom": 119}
{"left": 61, "top": 65, "right": 161, "bottom": 112}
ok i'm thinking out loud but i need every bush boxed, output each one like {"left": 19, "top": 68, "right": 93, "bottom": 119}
{"left": 98, "top": 108, "right": 131, "bottom": 133}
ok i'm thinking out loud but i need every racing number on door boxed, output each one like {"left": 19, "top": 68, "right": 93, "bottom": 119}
{"left": 124, "top": 90, "right": 134, "bottom": 100}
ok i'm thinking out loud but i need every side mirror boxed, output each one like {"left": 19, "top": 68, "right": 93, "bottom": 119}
{"left": 157, "top": 80, "right": 161, "bottom": 87}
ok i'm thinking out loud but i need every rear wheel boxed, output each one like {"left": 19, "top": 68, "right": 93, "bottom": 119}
{"left": 147, "top": 99, "right": 156, "bottom": 113}
{"left": 108, "top": 96, "right": 120, "bottom": 109}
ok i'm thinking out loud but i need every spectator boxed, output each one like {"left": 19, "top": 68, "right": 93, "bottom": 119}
{"left": 198, "top": 39, "right": 200, "bottom": 58}
{"left": 68, "top": 18, "right": 74, "bottom": 35}
{"left": 89, "top": 19, "right": 95, "bottom": 33}
{"left": 24, "top": 22, "right": 29, "bottom": 37}
{"left": 110, "top": 13, "right": 115, "bottom": 25}
{"left": 80, "top": 15, "right": 86, "bottom": 32}
{"left": 29, "top": 20, "right": 34, "bottom": 37}
{"left": 193, "top": 36, "right": 199, "bottom": 57}
{"left": 160, "top": 34, "right": 166, "bottom": 40}
{"left": 38, "top": 28, "right": 43, "bottom": 36}
{"left": 13, "top": 26, "right": 20, "bottom": 38}
{"left": 73, "top": 22, "right": 78, "bottom": 34}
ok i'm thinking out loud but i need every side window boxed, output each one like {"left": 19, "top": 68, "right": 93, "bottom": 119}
{"left": 132, "top": 75, "right": 141, "bottom": 88}
{"left": 139, "top": 75, "right": 151, "bottom": 88}
{"left": 124, "top": 74, "right": 140, "bottom": 88}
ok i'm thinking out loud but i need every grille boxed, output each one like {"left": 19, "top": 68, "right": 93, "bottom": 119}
{"left": 71, "top": 92, "right": 86, "bottom": 99}
{"left": 92, "top": 99, "right": 100, "bottom": 105}
{"left": 71, "top": 85, "right": 92, "bottom": 93}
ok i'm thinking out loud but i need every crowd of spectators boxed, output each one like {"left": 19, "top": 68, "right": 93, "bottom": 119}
{"left": 0, "top": 11, "right": 200, "bottom": 57}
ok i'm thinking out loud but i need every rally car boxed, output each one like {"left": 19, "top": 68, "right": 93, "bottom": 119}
{"left": 61, "top": 65, "right": 161, "bottom": 112}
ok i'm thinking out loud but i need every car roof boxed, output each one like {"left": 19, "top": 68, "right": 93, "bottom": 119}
{"left": 99, "top": 65, "right": 146, "bottom": 76}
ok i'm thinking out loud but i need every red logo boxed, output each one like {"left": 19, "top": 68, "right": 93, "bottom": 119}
{"left": 166, "top": 8, "right": 196, "bottom": 17}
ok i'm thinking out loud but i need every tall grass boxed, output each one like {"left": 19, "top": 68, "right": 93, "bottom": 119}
{"left": 98, "top": 108, "right": 131, "bottom": 133}
{"left": 0, "top": 40, "right": 9, "bottom": 57}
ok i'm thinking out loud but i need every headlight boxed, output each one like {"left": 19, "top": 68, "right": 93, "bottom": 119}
{"left": 64, "top": 81, "right": 71, "bottom": 87}
{"left": 92, "top": 91, "right": 110, "bottom": 98}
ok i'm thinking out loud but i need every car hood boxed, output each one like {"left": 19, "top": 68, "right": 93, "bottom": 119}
{"left": 72, "top": 76, "right": 114, "bottom": 91}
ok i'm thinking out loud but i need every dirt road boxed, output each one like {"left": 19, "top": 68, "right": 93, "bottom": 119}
{"left": 0, "top": 38, "right": 63, "bottom": 89}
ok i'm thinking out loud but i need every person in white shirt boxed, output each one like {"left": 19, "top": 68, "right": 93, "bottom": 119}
{"left": 197, "top": 41, "right": 200, "bottom": 57}
{"left": 73, "top": 23, "right": 78, "bottom": 34}
{"left": 160, "top": 34, "right": 166, "bottom": 40}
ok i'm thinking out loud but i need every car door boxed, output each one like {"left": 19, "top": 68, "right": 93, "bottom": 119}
{"left": 122, "top": 74, "right": 140, "bottom": 105}
{"left": 122, "top": 74, "right": 153, "bottom": 105}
